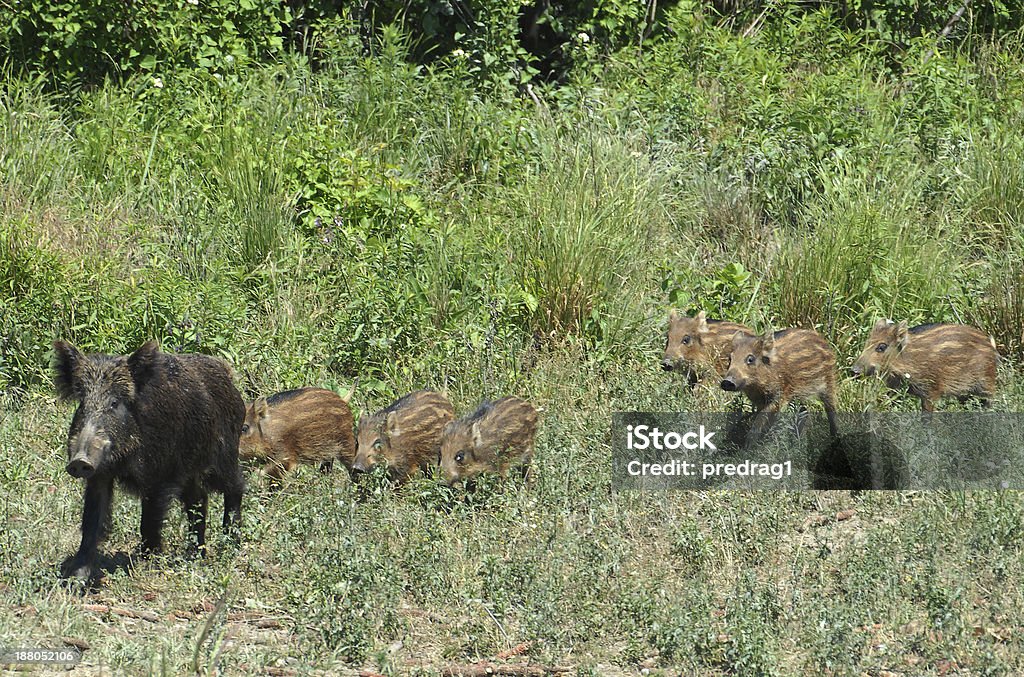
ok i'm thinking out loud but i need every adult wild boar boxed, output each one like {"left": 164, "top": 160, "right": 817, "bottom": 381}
{"left": 661, "top": 310, "right": 752, "bottom": 387}
{"left": 852, "top": 320, "right": 998, "bottom": 411}
{"left": 439, "top": 396, "right": 538, "bottom": 485}
{"left": 353, "top": 390, "right": 455, "bottom": 482}
{"left": 720, "top": 328, "right": 839, "bottom": 445}
{"left": 53, "top": 340, "right": 245, "bottom": 581}
{"left": 240, "top": 387, "right": 356, "bottom": 481}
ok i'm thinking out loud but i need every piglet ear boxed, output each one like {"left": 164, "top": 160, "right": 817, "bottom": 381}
{"left": 696, "top": 310, "right": 709, "bottom": 333}
{"left": 895, "top": 321, "right": 909, "bottom": 349}
{"left": 761, "top": 330, "right": 776, "bottom": 363}
{"left": 52, "top": 340, "right": 85, "bottom": 400}
{"left": 384, "top": 410, "right": 400, "bottom": 437}
{"left": 668, "top": 309, "right": 679, "bottom": 322}
{"left": 254, "top": 397, "right": 269, "bottom": 419}
{"left": 471, "top": 422, "right": 483, "bottom": 450}
{"left": 127, "top": 340, "right": 160, "bottom": 392}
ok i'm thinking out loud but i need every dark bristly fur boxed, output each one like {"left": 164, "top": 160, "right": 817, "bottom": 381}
{"left": 52, "top": 340, "right": 245, "bottom": 582}
{"left": 353, "top": 390, "right": 455, "bottom": 482}
{"left": 439, "top": 396, "right": 538, "bottom": 485}
{"left": 662, "top": 310, "right": 753, "bottom": 388}
{"left": 240, "top": 387, "right": 356, "bottom": 481}
{"left": 852, "top": 320, "right": 998, "bottom": 411}
{"left": 720, "top": 328, "right": 839, "bottom": 445}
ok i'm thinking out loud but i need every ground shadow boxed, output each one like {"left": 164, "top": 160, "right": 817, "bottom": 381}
{"left": 811, "top": 431, "right": 910, "bottom": 490}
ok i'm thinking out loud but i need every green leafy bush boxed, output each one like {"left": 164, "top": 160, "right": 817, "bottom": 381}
{"left": 6, "top": 0, "right": 291, "bottom": 88}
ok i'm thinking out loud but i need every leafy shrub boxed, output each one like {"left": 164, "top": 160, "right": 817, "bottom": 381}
{"left": 662, "top": 262, "right": 758, "bottom": 325}
{"left": 6, "top": 0, "right": 291, "bottom": 88}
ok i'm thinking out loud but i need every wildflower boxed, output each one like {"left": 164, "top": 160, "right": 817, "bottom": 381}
{"left": 152, "top": 77, "right": 164, "bottom": 89}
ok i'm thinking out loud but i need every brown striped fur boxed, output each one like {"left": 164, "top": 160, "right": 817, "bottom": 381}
{"left": 354, "top": 390, "right": 455, "bottom": 482}
{"left": 239, "top": 387, "right": 355, "bottom": 481}
{"left": 721, "top": 328, "right": 839, "bottom": 443}
{"left": 439, "top": 396, "right": 538, "bottom": 485}
{"left": 852, "top": 320, "right": 998, "bottom": 411}
{"left": 662, "top": 310, "right": 753, "bottom": 386}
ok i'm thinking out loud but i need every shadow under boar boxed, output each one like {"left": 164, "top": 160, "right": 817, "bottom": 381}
{"left": 852, "top": 320, "right": 998, "bottom": 411}
{"left": 240, "top": 387, "right": 356, "bottom": 481}
{"left": 662, "top": 310, "right": 753, "bottom": 387}
{"left": 440, "top": 396, "right": 538, "bottom": 485}
{"left": 721, "top": 328, "right": 839, "bottom": 445}
{"left": 53, "top": 340, "right": 245, "bottom": 582}
{"left": 354, "top": 390, "right": 455, "bottom": 482}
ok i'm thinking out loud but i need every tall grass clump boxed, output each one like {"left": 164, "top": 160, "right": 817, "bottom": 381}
{"left": 952, "top": 130, "right": 1024, "bottom": 250}
{"left": 972, "top": 254, "right": 1024, "bottom": 362}
{"left": 503, "top": 125, "right": 668, "bottom": 345}
{"left": 770, "top": 159, "right": 954, "bottom": 353}
{"left": 213, "top": 132, "right": 295, "bottom": 270}
{"left": 0, "top": 79, "right": 80, "bottom": 208}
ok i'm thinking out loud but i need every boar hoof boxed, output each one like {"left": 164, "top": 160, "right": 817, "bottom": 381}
{"left": 60, "top": 557, "right": 95, "bottom": 583}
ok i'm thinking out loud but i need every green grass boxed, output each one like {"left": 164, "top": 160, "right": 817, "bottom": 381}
{"left": 3, "top": 10, "right": 1024, "bottom": 675}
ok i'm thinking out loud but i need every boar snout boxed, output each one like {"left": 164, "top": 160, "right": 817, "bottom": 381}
{"left": 851, "top": 364, "right": 863, "bottom": 376}
{"left": 66, "top": 456, "right": 95, "bottom": 478}
{"left": 661, "top": 358, "right": 674, "bottom": 371}
{"left": 720, "top": 378, "right": 738, "bottom": 392}
{"left": 66, "top": 435, "right": 111, "bottom": 479}
{"left": 351, "top": 458, "right": 370, "bottom": 473}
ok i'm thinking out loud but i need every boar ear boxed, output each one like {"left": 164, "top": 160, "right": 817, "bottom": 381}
{"left": 668, "top": 309, "right": 679, "bottom": 322}
{"left": 52, "top": 340, "right": 85, "bottom": 400}
{"left": 873, "top": 318, "right": 889, "bottom": 331}
{"left": 895, "top": 321, "right": 909, "bottom": 349}
{"left": 127, "top": 340, "right": 160, "bottom": 392}
{"left": 696, "top": 310, "right": 709, "bottom": 333}
{"left": 730, "top": 330, "right": 745, "bottom": 346}
{"left": 471, "top": 421, "right": 483, "bottom": 450}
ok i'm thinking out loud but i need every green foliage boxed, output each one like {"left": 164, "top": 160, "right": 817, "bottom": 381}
{"left": 769, "top": 157, "right": 955, "bottom": 351}
{"left": 4, "top": 6, "right": 1024, "bottom": 673}
{"left": 502, "top": 125, "right": 665, "bottom": 345}
{"left": 663, "top": 262, "right": 757, "bottom": 324}
{"left": 5, "top": 0, "right": 291, "bottom": 88}
{"left": 297, "top": 532, "right": 402, "bottom": 662}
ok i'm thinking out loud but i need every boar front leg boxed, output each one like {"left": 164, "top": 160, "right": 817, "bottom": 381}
{"left": 64, "top": 475, "right": 114, "bottom": 580}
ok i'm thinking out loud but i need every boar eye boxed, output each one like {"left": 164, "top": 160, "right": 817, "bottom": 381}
{"left": 108, "top": 399, "right": 120, "bottom": 411}
{"left": 876, "top": 342, "right": 888, "bottom": 353}
{"left": 372, "top": 440, "right": 383, "bottom": 450}
{"left": 241, "top": 424, "right": 249, "bottom": 434}
{"left": 455, "top": 451, "right": 465, "bottom": 464}
{"left": 745, "top": 354, "right": 755, "bottom": 366}
{"left": 682, "top": 335, "right": 691, "bottom": 345}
